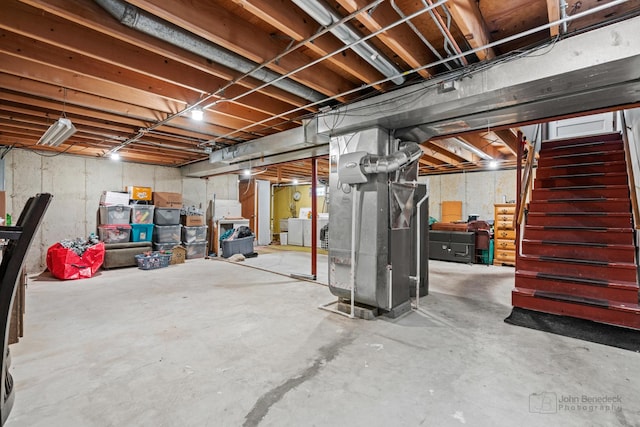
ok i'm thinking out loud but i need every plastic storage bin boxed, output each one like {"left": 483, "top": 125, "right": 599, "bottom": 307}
{"left": 153, "top": 242, "right": 180, "bottom": 252}
{"left": 154, "top": 208, "right": 181, "bottom": 225}
{"left": 131, "top": 223, "right": 154, "bottom": 242}
{"left": 153, "top": 224, "right": 182, "bottom": 243}
{"left": 181, "top": 225, "right": 208, "bottom": 243}
{"left": 135, "top": 252, "right": 171, "bottom": 270}
{"left": 131, "top": 205, "right": 155, "bottom": 224}
{"left": 99, "top": 205, "right": 132, "bottom": 225}
{"left": 98, "top": 224, "right": 131, "bottom": 243}
{"left": 221, "top": 235, "right": 254, "bottom": 258}
{"left": 184, "top": 242, "right": 207, "bottom": 259}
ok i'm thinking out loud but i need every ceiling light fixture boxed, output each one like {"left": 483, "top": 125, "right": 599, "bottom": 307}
{"left": 292, "top": 0, "right": 404, "bottom": 85}
{"left": 191, "top": 107, "right": 204, "bottom": 121}
{"left": 292, "top": 179, "right": 299, "bottom": 185}
{"left": 36, "top": 117, "right": 77, "bottom": 147}
{"left": 451, "top": 137, "right": 493, "bottom": 160}
{"left": 243, "top": 168, "right": 251, "bottom": 177}
{"left": 110, "top": 152, "right": 120, "bottom": 161}
{"left": 489, "top": 160, "right": 498, "bottom": 169}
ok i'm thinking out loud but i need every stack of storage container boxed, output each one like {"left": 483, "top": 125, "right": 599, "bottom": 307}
{"left": 181, "top": 222, "right": 207, "bottom": 259}
{"left": 98, "top": 204, "right": 132, "bottom": 243}
{"left": 130, "top": 204, "right": 154, "bottom": 242}
{"left": 153, "top": 207, "right": 182, "bottom": 251}
{"left": 98, "top": 190, "right": 157, "bottom": 245}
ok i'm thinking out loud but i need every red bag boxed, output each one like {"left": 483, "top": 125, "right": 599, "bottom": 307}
{"left": 46, "top": 242, "right": 105, "bottom": 280}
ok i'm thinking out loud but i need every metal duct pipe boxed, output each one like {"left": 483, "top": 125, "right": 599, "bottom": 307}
{"left": 94, "top": 0, "right": 325, "bottom": 103}
{"left": 292, "top": 0, "right": 405, "bottom": 85}
{"left": 413, "top": 183, "right": 429, "bottom": 310}
{"left": 361, "top": 142, "right": 422, "bottom": 174}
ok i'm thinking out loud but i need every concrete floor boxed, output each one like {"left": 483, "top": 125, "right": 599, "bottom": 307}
{"left": 6, "top": 252, "right": 640, "bottom": 427}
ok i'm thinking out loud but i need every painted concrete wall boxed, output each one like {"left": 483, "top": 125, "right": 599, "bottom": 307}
{"left": 5, "top": 147, "right": 516, "bottom": 271}
{"left": 420, "top": 168, "right": 517, "bottom": 223}
{"left": 5, "top": 150, "right": 237, "bottom": 273}
{"left": 272, "top": 185, "right": 328, "bottom": 234}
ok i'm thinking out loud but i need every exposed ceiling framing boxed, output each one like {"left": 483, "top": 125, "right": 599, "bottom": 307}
{"left": 1, "top": 0, "right": 639, "bottom": 183}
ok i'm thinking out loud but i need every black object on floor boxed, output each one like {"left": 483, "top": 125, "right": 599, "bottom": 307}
{"left": 244, "top": 252, "right": 258, "bottom": 258}
{"left": 0, "top": 193, "right": 53, "bottom": 424}
{"left": 505, "top": 307, "right": 640, "bottom": 352}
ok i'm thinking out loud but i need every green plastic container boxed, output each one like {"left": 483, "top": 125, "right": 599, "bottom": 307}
{"left": 481, "top": 239, "right": 495, "bottom": 265}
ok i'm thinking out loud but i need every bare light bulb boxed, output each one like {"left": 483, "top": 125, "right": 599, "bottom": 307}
{"left": 191, "top": 108, "right": 204, "bottom": 121}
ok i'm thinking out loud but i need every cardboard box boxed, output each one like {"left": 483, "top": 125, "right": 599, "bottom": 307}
{"left": 170, "top": 245, "right": 187, "bottom": 265}
{"left": 127, "top": 186, "right": 152, "bottom": 201}
{"left": 181, "top": 215, "right": 205, "bottom": 226}
{"left": 100, "top": 191, "right": 130, "bottom": 206}
{"left": 153, "top": 192, "right": 183, "bottom": 208}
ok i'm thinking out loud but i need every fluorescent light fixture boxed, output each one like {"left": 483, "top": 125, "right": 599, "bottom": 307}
{"left": 292, "top": 0, "right": 404, "bottom": 85}
{"left": 110, "top": 152, "right": 120, "bottom": 161}
{"left": 451, "top": 137, "right": 493, "bottom": 160}
{"left": 191, "top": 108, "right": 204, "bottom": 121}
{"left": 36, "top": 118, "right": 76, "bottom": 147}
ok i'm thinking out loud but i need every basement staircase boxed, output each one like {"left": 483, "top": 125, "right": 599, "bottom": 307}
{"left": 512, "top": 132, "right": 640, "bottom": 330}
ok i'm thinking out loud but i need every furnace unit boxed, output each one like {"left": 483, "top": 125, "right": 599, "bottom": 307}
{"left": 327, "top": 127, "right": 428, "bottom": 318}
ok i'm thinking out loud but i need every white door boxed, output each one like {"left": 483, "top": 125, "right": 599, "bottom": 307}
{"left": 256, "top": 180, "right": 271, "bottom": 246}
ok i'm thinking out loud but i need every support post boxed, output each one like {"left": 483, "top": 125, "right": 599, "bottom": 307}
{"left": 311, "top": 158, "right": 317, "bottom": 279}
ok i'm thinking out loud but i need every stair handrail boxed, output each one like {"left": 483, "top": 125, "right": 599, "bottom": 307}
{"left": 515, "top": 138, "right": 536, "bottom": 229}
{"left": 619, "top": 111, "right": 640, "bottom": 230}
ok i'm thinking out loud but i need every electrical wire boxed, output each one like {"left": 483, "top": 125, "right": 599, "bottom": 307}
{"left": 27, "top": 0, "right": 635, "bottom": 161}
{"left": 0, "top": 145, "right": 13, "bottom": 159}
{"left": 331, "top": 35, "right": 562, "bottom": 120}
{"left": 16, "top": 141, "right": 80, "bottom": 157}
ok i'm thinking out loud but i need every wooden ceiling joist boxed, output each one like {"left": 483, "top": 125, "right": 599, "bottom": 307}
{"left": 445, "top": 0, "right": 496, "bottom": 61}
{"left": 126, "top": 0, "right": 355, "bottom": 98}
{"left": 335, "top": 0, "right": 434, "bottom": 79}
{"left": 18, "top": 0, "right": 316, "bottom": 110}
{"left": 2, "top": 0, "right": 635, "bottom": 181}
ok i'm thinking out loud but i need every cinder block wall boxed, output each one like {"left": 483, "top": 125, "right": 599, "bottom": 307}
{"left": 4, "top": 150, "right": 237, "bottom": 273}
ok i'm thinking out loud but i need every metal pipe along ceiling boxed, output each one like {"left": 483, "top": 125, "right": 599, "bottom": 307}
{"left": 207, "top": 0, "right": 451, "bottom": 145}
{"left": 390, "top": 0, "right": 454, "bottom": 71}
{"left": 94, "top": 0, "right": 325, "bottom": 103}
{"left": 292, "top": 0, "right": 405, "bottom": 85}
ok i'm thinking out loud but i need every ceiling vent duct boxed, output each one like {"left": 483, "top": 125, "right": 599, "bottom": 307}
{"left": 94, "top": 0, "right": 325, "bottom": 103}
{"left": 292, "top": 0, "right": 405, "bottom": 85}
{"left": 36, "top": 118, "right": 77, "bottom": 147}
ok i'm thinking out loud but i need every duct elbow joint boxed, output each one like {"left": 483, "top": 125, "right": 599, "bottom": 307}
{"left": 337, "top": 142, "right": 422, "bottom": 184}
{"left": 361, "top": 142, "right": 422, "bottom": 174}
